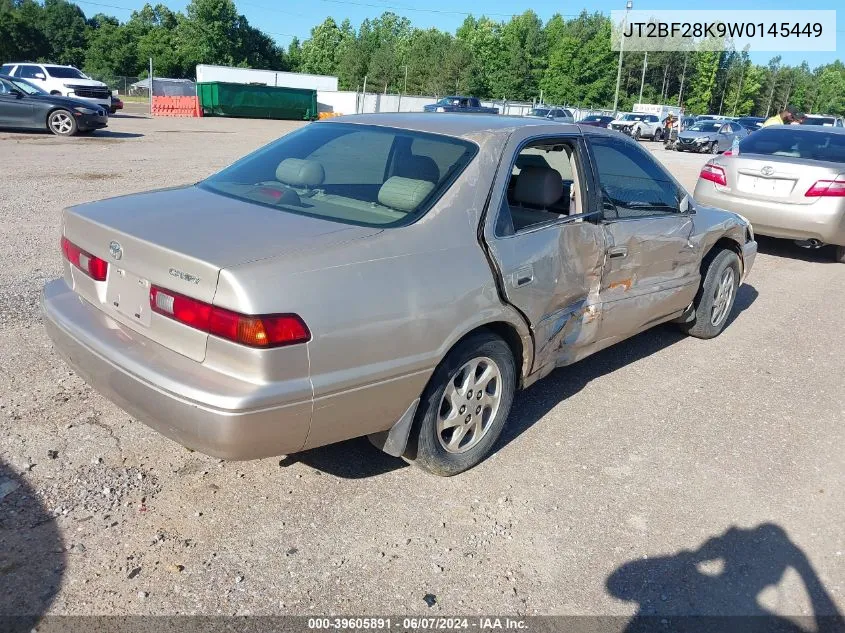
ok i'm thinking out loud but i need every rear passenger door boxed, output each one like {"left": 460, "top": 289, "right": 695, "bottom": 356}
{"left": 586, "top": 135, "right": 700, "bottom": 345}
{"left": 483, "top": 131, "right": 605, "bottom": 373}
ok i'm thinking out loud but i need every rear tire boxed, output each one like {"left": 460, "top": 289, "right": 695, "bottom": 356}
{"left": 835, "top": 245, "right": 845, "bottom": 263}
{"left": 679, "top": 249, "right": 741, "bottom": 339}
{"left": 409, "top": 332, "right": 516, "bottom": 476}
{"left": 47, "top": 109, "right": 78, "bottom": 136}
{"left": 653, "top": 129, "right": 663, "bottom": 142}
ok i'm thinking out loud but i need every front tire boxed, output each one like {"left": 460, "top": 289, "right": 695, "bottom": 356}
{"left": 47, "top": 109, "right": 78, "bottom": 136}
{"left": 410, "top": 332, "right": 516, "bottom": 476}
{"left": 679, "top": 249, "right": 741, "bottom": 339}
{"left": 653, "top": 128, "right": 663, "bottom": 142}
{"left": 835, "top": 245, "right": 845, "bottom": 263}
{"left": 632, "top": 127, "right": 642, "bottom": 141}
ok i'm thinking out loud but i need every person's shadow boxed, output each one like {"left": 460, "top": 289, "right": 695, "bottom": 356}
{"left": 0, "top": 459, "right": 66, "bottom": 632}
{"left": 606, "top": 523, "right": 844, "bottom": 633}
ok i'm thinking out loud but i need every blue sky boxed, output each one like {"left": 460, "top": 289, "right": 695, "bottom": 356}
{"left": 78, "top": 0, "right": 842, "bottom": 68}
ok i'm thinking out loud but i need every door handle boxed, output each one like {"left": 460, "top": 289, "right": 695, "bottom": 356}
{"left": 513, "top": 266, "right": 534, "bottom": 287}
{"left": 607, "top": 246, "right": 628, "bottom": 259}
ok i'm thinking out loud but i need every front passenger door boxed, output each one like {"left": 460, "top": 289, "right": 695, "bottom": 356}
{"left": 587, "top": 136, "right": 700, "bottom": 345}
{"left": 0, "top": 80, "right": 33, "bottom": 128}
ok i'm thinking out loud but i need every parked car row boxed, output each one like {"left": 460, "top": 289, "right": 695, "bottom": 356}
{"left": 42, "top": 113, "right": 759, "bottom": 476}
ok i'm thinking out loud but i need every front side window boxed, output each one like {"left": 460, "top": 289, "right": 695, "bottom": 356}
{"left": 589, "top": 137, "right": 681, "bottom": 219}
{"left": 9, "top": 78, "right": 46, "bottom": 95}
{"left": 201, "top": 123, "right": 477, "bottom": 227}
{"left": 16, "top": 65, "right": 43, "bottom": 79}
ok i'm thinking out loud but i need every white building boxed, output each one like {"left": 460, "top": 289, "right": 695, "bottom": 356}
{"left": 195, "top": 64, "right": 338, "bottom": 91}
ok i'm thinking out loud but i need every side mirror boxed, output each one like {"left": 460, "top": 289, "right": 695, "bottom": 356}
{"left": 680, "top": 194, "right": 695, "bottom": 214}
{"left": 13, "top": 89, "right": 24, "bottom": 99}
{"left": 34, "top": 73, "right": 46, "bottom": 80}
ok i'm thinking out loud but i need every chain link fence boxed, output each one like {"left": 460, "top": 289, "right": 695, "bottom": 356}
{"left": 88, "top": 75, "right": 146, "bottom": 97}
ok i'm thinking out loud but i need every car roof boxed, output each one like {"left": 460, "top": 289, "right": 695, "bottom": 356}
{"left": 757, "top": 124, "right": 845, "bottom": 135}
{"left": 325, "top": 112, "right": 583, "bottom": 140}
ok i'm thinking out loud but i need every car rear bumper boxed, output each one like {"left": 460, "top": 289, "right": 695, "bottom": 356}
{"left": 695, "top": 182, "right": 845, "bottom": 246}
{"left": 41, "top": 279, "right": 311, "bottom": 460}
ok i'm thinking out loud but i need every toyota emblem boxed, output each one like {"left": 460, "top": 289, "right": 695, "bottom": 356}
{"left": 108, "top": 240, "right": 123, "bottom": 260}
{"left": 761, "top": 166, "right": 774, "bottom": 176}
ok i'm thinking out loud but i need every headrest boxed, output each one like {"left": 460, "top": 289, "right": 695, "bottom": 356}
{"left": 395, "top": 154, "right": 440, "bottom": 183}
{"left": 378, "top": 177, "right": 435, "bottom": 213}
{"left": 513, "top": 166, "right": 563, "bottom": 208}
{"left": 276, "top": 158, "right": 325, "bottom": 188}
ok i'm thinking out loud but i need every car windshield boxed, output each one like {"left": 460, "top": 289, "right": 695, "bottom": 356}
{"left": 8, "top": 77, "right": 47, "bottom": 95}
{"left": 582, "top": 116, "right": 602, "bottom": 121}
{"left": 436, "top": 97, "right": 461, "bottom": 106}
{"left": 622, "top": 114, "right": 647, "bottom": 121}
{"left": 802, "top": 117, "right": 835, "bottom": 126}
{"left": 201, "top": 123, "right": 478, "bottom": 228}
{"left": 739, "top": 128, "right": 845, "bottom": 163}
{"left": 529, "top": 109, "right": 550, "bottom": 117}
{"left": 688, "top": 122, "right": 722, "bottom": 133}
{"left": 44, "top": 66, "right": 87, "bottom": 79}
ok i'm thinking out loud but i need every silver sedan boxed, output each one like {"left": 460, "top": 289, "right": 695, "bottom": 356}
{"left": 42, "top": 114, "right": 756, "bottom": 475}
{"left": 694, "top": 125, "right": 845, "bottom": 263}
{"left": 677, "top": 120, "right": 748, "bottom": 154}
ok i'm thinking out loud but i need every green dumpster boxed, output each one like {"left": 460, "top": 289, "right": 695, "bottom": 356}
{"left": 196, "top": 82, "right": 317, "bottom": 121}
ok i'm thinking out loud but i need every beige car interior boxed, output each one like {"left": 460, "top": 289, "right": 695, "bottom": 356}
{"left": 506, "top": 143, "right": 584, "bottom": 232}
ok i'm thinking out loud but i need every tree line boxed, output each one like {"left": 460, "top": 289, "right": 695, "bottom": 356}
{"left": 2, "top": 0, "right": 843, "bottom": 116}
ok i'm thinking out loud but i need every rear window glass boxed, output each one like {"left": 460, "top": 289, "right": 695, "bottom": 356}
{"left": 739, "top": 128, "right": 845, "bottom": 163}
{"left": 201, "top": 123, "right": 477, "bottom": 227}
{"left": 802, "top": 117, "right": 835, "bottom": 127}
{"left": 0, "top": 65, "right": 14, "bottom": 75}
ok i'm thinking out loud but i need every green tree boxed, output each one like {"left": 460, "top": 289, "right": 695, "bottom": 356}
{"left": 42, "top": 0, "right": 87, "bottom": 66}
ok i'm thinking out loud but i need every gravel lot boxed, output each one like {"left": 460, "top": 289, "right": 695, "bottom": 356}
{"left": 1, "top": 106, "right": 843, "bottom": 623}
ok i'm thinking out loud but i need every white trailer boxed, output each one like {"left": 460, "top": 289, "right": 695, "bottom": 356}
{"left": 195, "top": 64, "right": 338, "bottom": 91}
{"left": 633, "top": 103, "right": 682, "bottom": 120}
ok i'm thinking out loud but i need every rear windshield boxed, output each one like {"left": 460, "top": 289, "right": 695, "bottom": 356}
{"left": 201, "top": 123, "right": 477, "bottom": 227}
{"left": 802, "top": 116, "right": 835, "bottom": 126}
{"left": 44, "top": 66, "right": 86, "bottom": 79}
{"left": 739, "top": 128, "right": 845, "bottom": 163}
{"left": 530, "top": 109, "right": 550, "bottom": 117}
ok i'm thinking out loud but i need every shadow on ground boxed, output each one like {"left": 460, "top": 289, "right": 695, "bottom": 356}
{"left": 295, "top": 285, "right": 758, "bottom": 479}
{"left": 498, "top": 283, "right": 758, "bottom": 451}
{"left": 756, "top": 236, "right": 839, "bottom": 263}
{"left": 0, "top": 459, "right": 65, "bottom": 632}
{"left": 606, "top": 523, "right": 844, "bottom": 633}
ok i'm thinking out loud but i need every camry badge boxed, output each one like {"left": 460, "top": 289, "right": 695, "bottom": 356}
{"left": 108, "top": 241, "right": 123, "bottom": 260}
{"left": 761, "top": 166, "right": 774, "bottom": 176}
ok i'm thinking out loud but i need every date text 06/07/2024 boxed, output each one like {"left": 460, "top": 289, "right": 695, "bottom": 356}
{"left": 306, "top": 617, "right": 529, "bottom": 630}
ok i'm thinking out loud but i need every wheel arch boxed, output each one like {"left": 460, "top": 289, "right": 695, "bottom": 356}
{"left": 703, "top": 235, "right": 745, "bottom": 276}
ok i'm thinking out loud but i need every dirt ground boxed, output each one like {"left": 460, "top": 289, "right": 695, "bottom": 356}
{"left": 0, "top": 105, "right": 842, "bottom": 623}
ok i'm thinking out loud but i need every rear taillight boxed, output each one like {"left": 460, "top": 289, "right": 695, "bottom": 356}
{"left": 150, "top": 286, "right": 310, "bottom": 348}
{"left": 699, "top": 163, "right": 727, "bottom": 187}
{"left": 61, "top": 236, "right": 108, "bottom": 281}
{"left": 805, "top": 177, "right": 845, "bottom": 197}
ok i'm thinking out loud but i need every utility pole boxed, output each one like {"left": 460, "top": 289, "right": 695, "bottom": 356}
{"left": 678, "top": 51, "right": 688, "bottom": 107}
{"left": 149, "top": 57, "right": 153, "bottom": 116}
{"left": 361, "top": 75, "right": 368, "bottom": 114}
{"left": 613, "top": 0, "right": 633, "bottom": 113}
{"left": 732, "top": 63, "right": 746, "bottom": 116}
{"left": 397, "top": 65, "right": 407, "bottom": 112}
{"left": 638, "top": 51, "right": 648, "bottom": 105}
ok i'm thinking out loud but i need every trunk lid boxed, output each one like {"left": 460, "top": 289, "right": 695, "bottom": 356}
{"left": 719, "top": 154, "right": 843, "bottom": 206}
{"left": 63, "top": 185, "right": 380, "bottom": 361}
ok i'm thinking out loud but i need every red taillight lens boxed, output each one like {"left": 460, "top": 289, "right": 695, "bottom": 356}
{"left": 805, "top": 178, "right": 845, "bottom": 197}
{"left": 150, "top": 286, "right": 310, "bottom": 348}
{"left": 699, "top": 163, "right": 727, "bottom": 187}
{"left": 61, "top": 236, "right": 108, "bottom": 281}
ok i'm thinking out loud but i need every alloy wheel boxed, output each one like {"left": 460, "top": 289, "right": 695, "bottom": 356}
{"left": 710, "top": 267, "right": 736, "bottom": 326}
{"left": 436, "top": 357, "right": 503, "bottom": 454}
